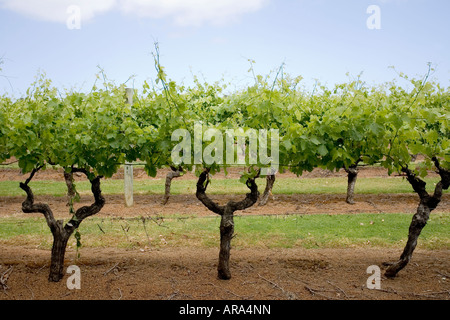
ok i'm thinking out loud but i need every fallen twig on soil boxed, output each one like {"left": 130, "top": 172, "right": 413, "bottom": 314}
{"left": 0, "top": 266, "right": 13, "bottom": 291}
{"left": 304, "top": 285, "right": 338, "bottom": 300}
{"left": 258, "top": 273, "right": 297, "bottom": 300}
{"left": 369, "top": 286, "right": 450, "bottom": 299}
{"left": 288, "top": 274, "right": 342, "bottom": 300}
{"left": 327, "top": 280, "right": 353, "bottom": 299}
{"left": 410, "top": 290, "right": 450, "bottom": 298}
{"left": 167, "top": 291, "right": 179, "bottom": 300}
{"left": 437, "top": 271, "right": 449, "bottom": 278}
{"left": 104, "top": 262, "right": 120, "bottom": 276}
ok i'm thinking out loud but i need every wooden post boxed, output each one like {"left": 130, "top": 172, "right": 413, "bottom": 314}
{"left": 124, "top": 88, "right": 134, "bottom": 207}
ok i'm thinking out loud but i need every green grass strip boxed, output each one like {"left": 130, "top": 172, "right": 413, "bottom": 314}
{"left": 0, "top": 176, "right": 446, "bottom": 197}
{"left": 0, "top": 213, "right": 448, "bottom": 250}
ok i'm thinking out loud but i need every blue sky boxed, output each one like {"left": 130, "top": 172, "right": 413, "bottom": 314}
{"left": 0, "top": 0, "right": 449, "bottom": 97}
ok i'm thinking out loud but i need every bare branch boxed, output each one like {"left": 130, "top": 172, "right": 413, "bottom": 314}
{"left": 23, "top": 165, "right": 44, "bottom": 186}
{"left": 66, "top": 176, "right": 105, "bottom": 231}
{"left": 196, "top": 169, "right": 225, "bottom": 215}
{"left": 20, "top": 181, "right": 58, "bottom": 232}
{"left": 401, "top": 167, "right": 429, "bottom": 199}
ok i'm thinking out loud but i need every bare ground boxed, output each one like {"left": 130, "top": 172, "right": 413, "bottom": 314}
{"left": 1, "top": 192, "right": 449, "bottom": 219}
{"left": 0, "top": 166, "right": 449, "bottom": 300}
{"left": 1, "top": 246, "right": 449, "bottom": 300}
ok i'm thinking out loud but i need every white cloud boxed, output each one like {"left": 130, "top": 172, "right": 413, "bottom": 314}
{"left": 0, "top": 0, "right": 116, "bottom": 23}
{"left": 0, "top": 0, "right": 268, "bottom": 26}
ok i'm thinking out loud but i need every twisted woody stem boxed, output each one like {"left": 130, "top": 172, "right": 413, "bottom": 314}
{"left": 196, "top": 168, "right": 259, "bottom": 279}
{"left": 384, "top": 158, "right": 449, "bottom": 278}
{"left": 20, "top": 167, "right": 104, "bottom": 282}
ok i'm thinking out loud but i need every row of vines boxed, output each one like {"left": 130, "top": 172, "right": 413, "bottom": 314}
{"left": 0, "top": 51, "right": 449, "bottom": 282}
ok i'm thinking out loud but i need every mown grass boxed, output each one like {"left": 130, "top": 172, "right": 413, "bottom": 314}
{"left": 0, "top": 176, "right": 446, "bottom": 197}
{"left": 0, "top": 213, "right": 448, "bottom": 251}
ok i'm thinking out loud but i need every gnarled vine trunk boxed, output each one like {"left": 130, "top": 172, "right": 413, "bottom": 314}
{"left": 383, "top": 158, "right": 449, "bottom": 278}
{"left": 63, "top": 171, "right": 76, "bottom": 207}
{"left": 20, "top": 168, "right": 105, "bottom": 282}
{"left": 162, "top": 166, "right": 183, "bottom": 205}
{"left": 218, "top": 208, "right": 234, "bottom": 280}
{"left": 345, "top": 167, "right": 358, "bottom": 204}
{"left": 49, "top": 224, "right": 71, "bottom": 282}
{"left": 344, "top": 160, "right": 361, "bottom": 204}
{"left": 196, "top": 169, "right": 259, "bottom": 280}
{"left": 259, "top": 174, "right": 276, "bottom": 206}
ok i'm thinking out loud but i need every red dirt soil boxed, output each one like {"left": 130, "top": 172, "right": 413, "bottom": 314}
{"left": 0, "top": 246, "right": 448, "bottom": 300}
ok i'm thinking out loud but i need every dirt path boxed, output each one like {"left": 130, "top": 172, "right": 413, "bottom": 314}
{"left": 0, "top": 245, "right": 449, "bottom": 300}
{"left": 1, "top": 192, "right": 449, "bottom": 219}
